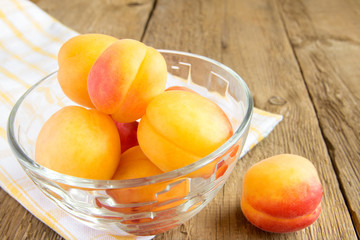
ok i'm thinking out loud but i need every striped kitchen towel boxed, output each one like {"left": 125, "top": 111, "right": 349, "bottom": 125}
{"left": 0, "top": 0, "right": 282, "bottom": 239}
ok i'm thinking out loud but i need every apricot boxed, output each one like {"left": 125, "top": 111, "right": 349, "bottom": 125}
{"left": 241, "top": 154, "right": 323, "bottom": 233}
{"left": 58, "top": 34, "right": 118, "bottom": 108}
{"left": 112, "top": 146, "right": 163, "bottom": 181}
{"left": 88, "top": 39, "right": 167, "bottom": 123}
{"left": 35, "top": 106, "right": 121, "bottom": 179}
{"left": 189, "top": 143, "right": 241, "bottom": 179}
{"left": 106, "top": 146, "right": 189, "bottom": 213}
{"left": 165, "top": 85, "right": 197, "bottom": 94}
{"left": 137, "top": 90, "right": 233, "bottom": 172}
{"left": 113, "top": 120, "right": 139, "bottom": 153}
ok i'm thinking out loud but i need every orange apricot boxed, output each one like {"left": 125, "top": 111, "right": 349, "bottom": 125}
{"left": 58, "top": 34, "right": 118, "bottom": 108}
{"left": 113, "top": 120, "right": 139, "bottom": 153}
{"left": 88, "top": 39, "right": 167, "bottom": 122}
{"left": 165, "top": 86, "right": 197, "bottom": 94}
{"left": 35, "top": 106, "right": 121, "bottom": 179}
{"left": 137, "top": 90, "right": 233, "bottom": 172}
{"left": 105, "top": 146, "right": 189, "bottom": 213}
{"left": 112, "top": 146, "right": 163, "bottom": 181}
{"left": 241, "top": 154, "right": 323, "bottom": 233}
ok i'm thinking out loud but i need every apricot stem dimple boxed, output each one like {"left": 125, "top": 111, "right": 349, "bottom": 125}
{"left": 112, "top": 44, "right": 149, "bottom": 112}
{"left": 88, "top": 39, "right": 167, "bottom": 123}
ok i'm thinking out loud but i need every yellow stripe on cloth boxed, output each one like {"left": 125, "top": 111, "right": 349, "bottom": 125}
{"left": 12, "top": 0, "right": 65, "bottom": 45}
{"left": 254, "top": 107, "right": 282, "bottom": 120}
{"left": 250, "top": 126, "right": 265, "bottom": 143}
{"left": 0, "top": 127, "right": 6, "bottom": 139}
{"left": 0, "top": 166, "right": 76, "bottom": 240}
{"left": 0, "top": 90, "right": 15, "bottom": 107}
{"left": 239, "top": 107, "right": 283, "bottom": 157}
{"left": 0, "top": 65, "right": 31, "bottom": 89}
{"left": 0, "top": 41, "right": 48, "bottom": 75}
{"left": 0, "top": 9, "right": 57, "bottom": 60}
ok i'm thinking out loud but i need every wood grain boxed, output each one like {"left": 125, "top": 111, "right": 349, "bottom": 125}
{"left": 143, "top": 0, "right": 358, "bottom": 239}
{"left": 0, "top": 189, "right": 61, "bottom": 240}
{"left": 1, "top": 0, "right": 154, "bottom": 239}
{"left": 1, "top": 0, "right": 358, "bottom": 239}
{"left": 32, "top": 0, "right": 155, "bottom": 40}
{"left": 279, "top": 0, "right": 360, "bottom": 236}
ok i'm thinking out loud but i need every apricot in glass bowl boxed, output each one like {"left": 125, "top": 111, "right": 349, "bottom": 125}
{"left": 7, "top": 50, "right": 253, "bottom": 236}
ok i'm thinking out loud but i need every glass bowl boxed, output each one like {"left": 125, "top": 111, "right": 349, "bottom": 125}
{"left": 7, "top": 50, "right": 253, "bottom": 236}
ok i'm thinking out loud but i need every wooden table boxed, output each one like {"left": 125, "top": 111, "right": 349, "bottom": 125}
{"left": 1, "top": 0, "right": 359, "bottom": 239}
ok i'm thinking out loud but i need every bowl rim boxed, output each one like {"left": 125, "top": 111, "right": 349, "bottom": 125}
{"left": 7, "top": 49, "right": 253, "bottom": 188}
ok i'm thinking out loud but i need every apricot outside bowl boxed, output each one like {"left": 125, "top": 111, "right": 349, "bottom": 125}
{"left": 7, "top": 50, "right": 253, "bottom": 236}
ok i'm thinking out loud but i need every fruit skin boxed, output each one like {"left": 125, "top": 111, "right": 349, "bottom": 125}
{"left": 88, "top": 39, "right": 167, "bottom": 123}
{"left": 105, "top": 146, "right": 189, "bottom": 213}
{"left": 241, "top": 154, "right": 323, "bottom": 233}
{"left": 113, "top": 120, "right": 139, "bottom": 153}
{"left": 137, "top": 90, "right": 233, "bottom": 172}
{"left": 165, "top": 86, "right": 197, "bottom": 94}
{"left": 57, "top": 34, "right": 118, "bottom": 108}
{"left": 35, "top": 106, "right": 121, "bottom": 179}
{"left": 111, "top": 146, "right": 163, "bottom": 181}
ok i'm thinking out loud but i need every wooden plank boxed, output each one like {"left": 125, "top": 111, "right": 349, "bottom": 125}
{"left": 2, "top": 0, "right": 357, "bottom": 239}
{"left": 0, "top": 190, "right": 60, "bottom": 240}
{"left": 32, "top": 0, "right": 155, "bottom": 40}
{"left": 278, "top": 0, "right": 360, "bottom": 237}
{"left": 1, "top": 1, "right": 154, "bottom": 239}
{"left": 143, "top": 0, "right": 358, "bottom": 239}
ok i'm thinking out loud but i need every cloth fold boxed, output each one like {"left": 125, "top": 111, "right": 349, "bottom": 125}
{"left": 0, "top": 0, "right": 282, "bottom": 239}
